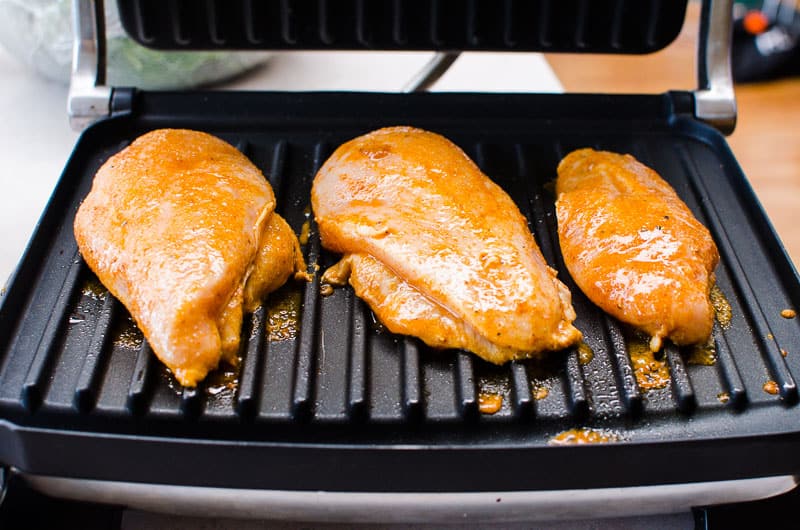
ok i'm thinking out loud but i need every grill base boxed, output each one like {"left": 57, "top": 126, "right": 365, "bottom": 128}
{"left": 1, "top": 91, "right": 800, "bottom": 492}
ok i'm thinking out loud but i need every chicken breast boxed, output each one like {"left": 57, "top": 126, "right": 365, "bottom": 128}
{"left": 555, "top": 148, "right": 719, "bottom": 351}
{"left": 74, "top": 129, "right": 307, "bottom": 386}
{"left": 312, "top": 126, "right": 581, "bottom": 363}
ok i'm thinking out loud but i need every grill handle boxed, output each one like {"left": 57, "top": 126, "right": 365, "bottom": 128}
{"left": 695, "top": 0, "right": 737, "bottom": 134}
{"left": 68, "top": 0, "right": 111, "bottom": 131}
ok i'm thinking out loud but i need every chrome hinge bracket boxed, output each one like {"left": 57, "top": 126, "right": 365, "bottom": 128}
{"left": 694, "top": 0, "right": 737, "bottom": 135}
{"left": 68, "top": 0, "right": 112, "bottom": 131}
{"left": 402, "top": 52, "right": 461, "bottom": 93}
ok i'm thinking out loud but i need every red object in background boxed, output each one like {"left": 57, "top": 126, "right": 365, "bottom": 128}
{"left": 743, "top": 9, "right": 770, "bottom": 34}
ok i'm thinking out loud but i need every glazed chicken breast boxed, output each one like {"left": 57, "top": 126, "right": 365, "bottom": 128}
{"left": 74, "top": 129, "right": 307, "bottom": 386}
{"left": 312, "top": 126, "right": 581, "bottom": 363}
{"left": 555, "top": 148, "right": 720, "bottom": 351}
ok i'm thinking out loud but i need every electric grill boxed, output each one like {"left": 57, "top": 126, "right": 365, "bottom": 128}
{"left": 1, "top": 0, "right": 800, "bottom": 523}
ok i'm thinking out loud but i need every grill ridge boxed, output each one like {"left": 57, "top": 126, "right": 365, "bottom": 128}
{"left": 347, "top": 292, "right": 369, "bottom": 419}
{"left": 318, "top": 0, "right": 333, "bottom": 45}
{"left": 574, "top": 0, "right": 589, "bottom": 48}
{"left": 602, "top": 316, "right": 644, "bottom": 415}
{"left": 291, "top": 143, "right": 330, "bottom": 419}
{"left": 73, "top": 295, "right": 118, "bottom": 412}
{"left": 168, "top": 0, "right": 190, "bottom": 46}
{"left": 290, "top": 237, "right": 319, "bottom": 420}
{"left": 180, "top": 385, "right": 202, "bottom": 417}
{"left": 131, "top": 0, "right": 155, "bottom": 44}
{"left": 665, "top": 344, "right": 697, "bottom": 413}
{"left": 267, "top": 140, "right": 288, "bottom": 214}
{"left": 401, "top": 338, "right": 423, "bottom": 420}
{"left": 392, "top": 0, "right": 406, "bottom": 45}
{"left": 429, "top": 0, "right": 442, "bottom": 47}
{"left": 280, "top": 0, "right": 297, "bottom": 45}
{"left": 242, "top": 0, "right": 263, "bottom": 45}
{"left": 355, "top": 0, "right": 371, "bottom": 47}
{"left": 466, "top": 0, "right": 479, "bottom": 46}
{"left": 456, "top": 353, "right": 478, "bottom": 419}
{"left": 502, "top": 0, "right": 515, "bottom": 47}
{"left": 564, "top": 349, "right": 589, "bottom": 417}
{"left": 646, "top": 0, "right": 663, "bottom": 47}
{"left": 233, "top": 138, "right": 249, "bottom": 156}
{"left": 538, "top": 0, "right": 552, "bottom": 47}
{"left": 237, "top": 307, "right": 266, "bottom": 418}
{"left": 258, "top": 332, "right": 293, "bottom": 421}
{"left": 206, "top": 0, "right": 225, "bottom": 45}
{"left": 510, "top": 361, "right": 534, "bottom": 418}
{"left": 712, "top": 322, "right": 748, "bottom": 408}
{"left": 609, "top": 0, "right": 625, "bottom": 49}
{"left": 126, "top": 340, "right": 154, "bottom": 413}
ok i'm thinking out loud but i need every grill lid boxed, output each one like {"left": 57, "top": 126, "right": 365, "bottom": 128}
{"left": 115, "top": 0, "right": 689, "bottom": 54}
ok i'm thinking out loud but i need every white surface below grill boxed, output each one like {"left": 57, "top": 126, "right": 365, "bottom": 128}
{"left": 23, "top": 471, "right": 797, "bottom": 527}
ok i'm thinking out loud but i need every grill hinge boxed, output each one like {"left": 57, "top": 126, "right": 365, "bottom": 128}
{"left": 68, "top": 0, "right": 114, "bottom": 132}
{"left": 694, "top": 0, "right": 737, "bottom": 135}
{"left": 67, "top": 0, "right": 735, "bottom": 134}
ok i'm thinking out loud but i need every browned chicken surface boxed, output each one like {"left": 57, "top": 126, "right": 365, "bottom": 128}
{"left": 556, "top": 148, "right": 720, "bottom": 351}
{"left": 74, "top": 129, "right": 307, "bottom": 386}
{"left": 312, "top": 126, "right": 581, "bottom": 363}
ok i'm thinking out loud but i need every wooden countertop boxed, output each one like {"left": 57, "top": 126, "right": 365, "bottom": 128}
{"left": 546, "top": 3, "right": 800, "bottom": 267}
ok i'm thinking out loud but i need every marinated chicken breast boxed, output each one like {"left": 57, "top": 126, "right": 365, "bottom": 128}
{"left": 74, "top": 129, "right": 307, "bottom": 386}
{"left": 313, "top": 126, "right": 581, "bottom": 363}
{"left": 556, "top": 148, "right": 719, "bottom": 351}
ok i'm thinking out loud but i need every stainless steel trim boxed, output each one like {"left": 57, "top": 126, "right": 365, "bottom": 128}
{"left": 402, "top": 52, "right": 461, "bottom": 93}
{"left": 695, "top": 0, "right": 737, "bottom": 135}
{"left": 21, "top": 471, "right": 797, "bottom": 523}
{"left": 0, "top": 468, "right": 7, "bottom": 509}
{"left": 68, "top": 0, "right": 112, "bottom": 131}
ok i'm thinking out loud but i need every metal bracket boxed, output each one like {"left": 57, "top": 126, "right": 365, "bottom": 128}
{"left": 68, "top": 0, "right": 112, "bottom": 131}
{"left": 695, "top": 0, "right": 737, "bottom": 135}
{"left": 402, "top": 52, "right": 461, "bottom": 93}
{"left": 0, "top": 467, "right": 7, "bottom": 509}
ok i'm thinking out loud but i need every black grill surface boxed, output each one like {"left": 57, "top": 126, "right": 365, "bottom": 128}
{"left": 1, "top": 91, "right": 799, "bottom": 492}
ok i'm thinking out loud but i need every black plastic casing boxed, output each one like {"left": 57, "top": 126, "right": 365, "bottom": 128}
{"left": 1, "top": 92, "right": 800, "bottom": 491}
